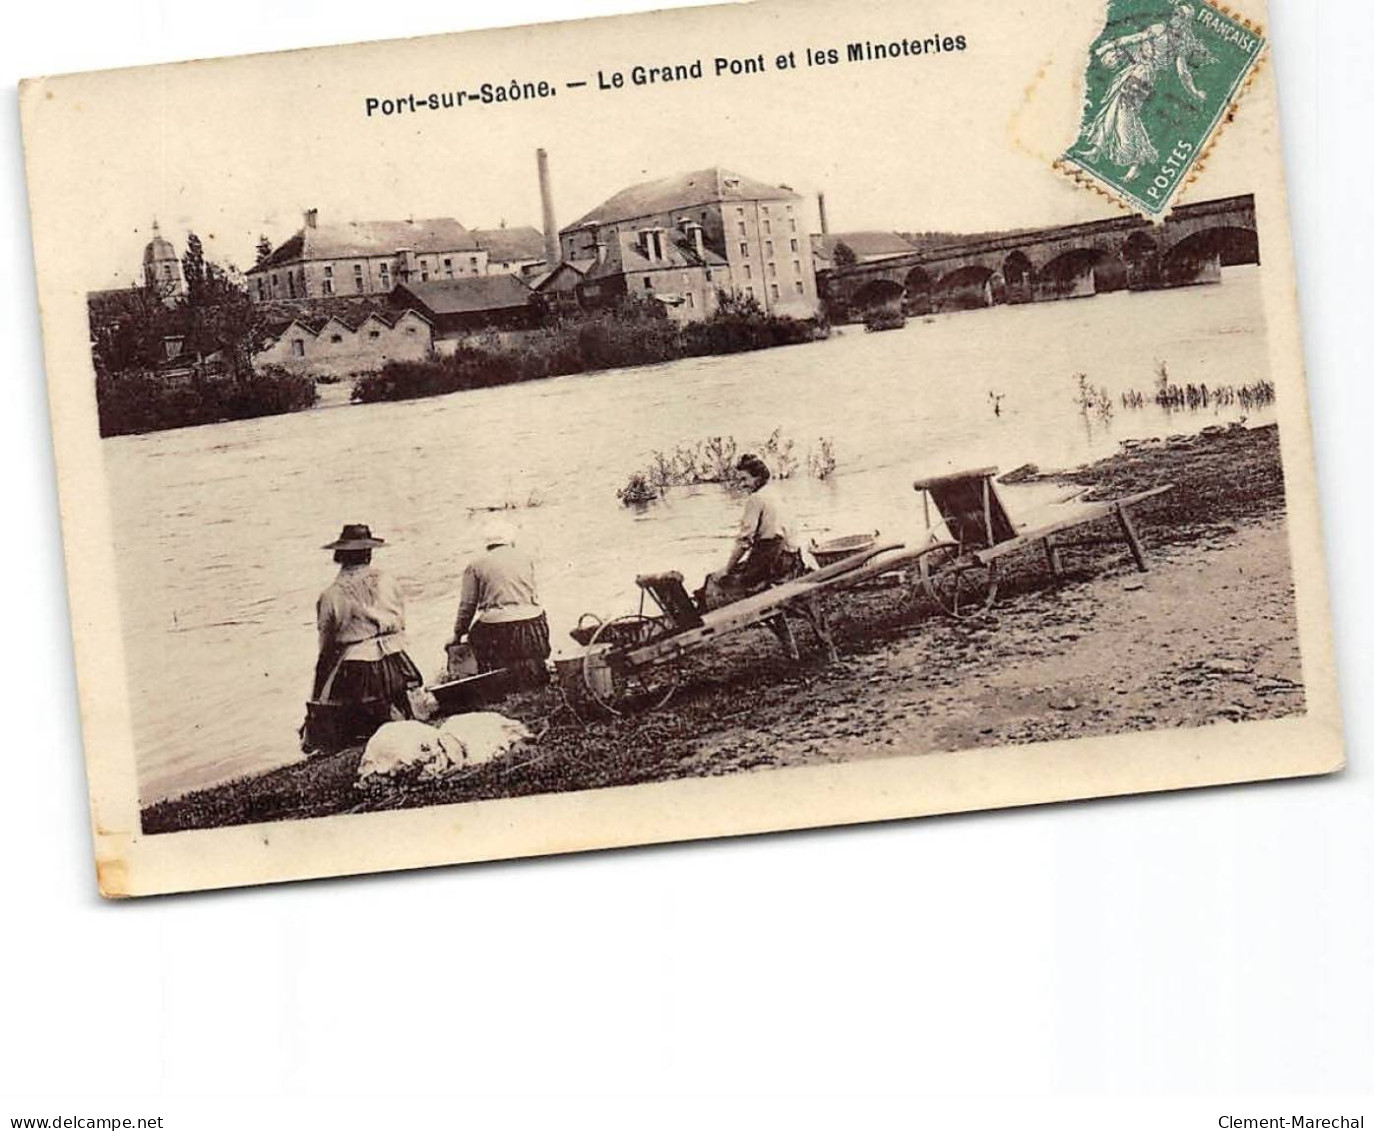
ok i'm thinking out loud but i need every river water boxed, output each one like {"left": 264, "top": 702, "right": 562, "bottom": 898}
{"left": 106, "top": 266, "right": 1273, "bottom": 803}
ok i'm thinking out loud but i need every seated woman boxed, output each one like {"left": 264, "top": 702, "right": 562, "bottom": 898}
{"left": 702, "top": 454, "right": 807, "bottom": 608}
{"left": 306, "top": 524, "right": 423, "bottom": 751}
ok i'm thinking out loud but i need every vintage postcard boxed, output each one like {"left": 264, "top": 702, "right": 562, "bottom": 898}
{"left": 19, "top": 0, "right": 1342, "bottom": 896}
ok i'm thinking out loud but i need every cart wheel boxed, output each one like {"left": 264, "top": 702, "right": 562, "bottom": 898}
{"left": 918, "top": 545, "right": 999, "bottom": 618}
{"left": 582, "top": 614, "right": 681, "bottom": 717}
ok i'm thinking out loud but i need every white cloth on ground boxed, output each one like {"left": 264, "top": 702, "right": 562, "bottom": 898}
{"left": 356, "top": 713, "right": 533, "bottom": 788}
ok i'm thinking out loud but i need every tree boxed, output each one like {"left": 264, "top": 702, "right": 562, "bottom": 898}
{"left": 184, "top": 262, "right": 266, "bottom": 381}
{"left": 182, "top": 232, "right": 207, "bottom": 300}
{"left": 832, "top": 240, "right": 858, "bottom": 269}
{"left": 254, "top": 235, "right": 274, "bottom": 267}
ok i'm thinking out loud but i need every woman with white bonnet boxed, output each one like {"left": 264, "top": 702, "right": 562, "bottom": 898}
{"left": 309, "top": 523, "right": 423, "bottom": 747}
{"left": 448, "top": 519, "right": 550, "bottom": 690}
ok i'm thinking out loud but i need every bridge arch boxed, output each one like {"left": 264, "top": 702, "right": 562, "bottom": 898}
{"left": 934, "top": 264, "right": 996, "bottom": 311}
{"left": 1039, "top": 246, "right": 1113, "bottom": 298}
{"left": 1164, "top": 225, "right": 1260, "bottom": 270}
{"left": 851, "top": 278, "right": 906, "bottom": 312}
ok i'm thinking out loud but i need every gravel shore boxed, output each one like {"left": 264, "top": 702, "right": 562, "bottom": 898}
{"left": 143, "top": 422, "right": 1301, "bottom": 834}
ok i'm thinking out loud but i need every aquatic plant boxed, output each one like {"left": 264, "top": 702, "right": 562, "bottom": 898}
{"left": 1073, "top": 372, "right": 1114, "bottom": 422}
{"left": 617, "top": 430, "right": 834, "bottom": 506}
{"left": 616, "top": 472, "right": 658, "bottom": 506}
{"left": 807, "top": 437, "right": 838, "bottom": 481}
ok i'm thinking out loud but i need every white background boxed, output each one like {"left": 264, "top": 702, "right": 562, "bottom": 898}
{"left": 2, "top": 1, "right": 1369, "bottom": 1125}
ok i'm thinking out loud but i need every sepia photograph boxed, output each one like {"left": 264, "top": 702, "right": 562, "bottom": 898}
{"left": 19, "top": 0, "right": 1342, "bottom": 895}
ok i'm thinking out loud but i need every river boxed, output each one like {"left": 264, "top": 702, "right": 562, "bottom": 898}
{"left": 105, "top": 266, "right": 1273, "bottom": 803}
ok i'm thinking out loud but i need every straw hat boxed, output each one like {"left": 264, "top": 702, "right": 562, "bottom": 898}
{"left": 322, "top": 523, "right": 387, "bottom": 551}
{"left": 482, "top": 519, "right": 516, "bottom": 548}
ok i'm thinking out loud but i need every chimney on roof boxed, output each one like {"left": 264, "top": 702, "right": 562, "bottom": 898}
{"left": 304, "top": 208, "right": 318, "bottom": 230}
{"left": 685, "top": 221, "right": 705, "bottom": 260}
{"left": 817, "top": 193, "right": 829, "bottom": 237}
{"left": 536, "top": 148, "right": 560, "bottom": 268}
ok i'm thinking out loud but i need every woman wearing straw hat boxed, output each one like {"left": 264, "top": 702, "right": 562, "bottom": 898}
{"left": 448, "top": 521, "right": 550, "bottom": 691}
{"left": 307, "top": 523, "right": 423, "bottom": 749}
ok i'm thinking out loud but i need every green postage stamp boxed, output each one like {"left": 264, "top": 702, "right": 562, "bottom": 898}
{"left": 1061, "top": 0, "right": 1266, "bottom": 217}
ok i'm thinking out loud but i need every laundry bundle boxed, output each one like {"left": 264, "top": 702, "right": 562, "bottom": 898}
{"left": 356, "top": 713, "right": 533, "bottom": 789}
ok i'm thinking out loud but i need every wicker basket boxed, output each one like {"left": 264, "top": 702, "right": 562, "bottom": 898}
{"left": 809, "top": 531, "right": 880, "bottom": 568}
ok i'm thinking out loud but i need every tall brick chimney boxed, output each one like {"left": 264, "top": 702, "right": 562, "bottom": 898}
{"left": 304, "top": 208, "right": 318, "bottom": 230}
{"left": 536, "top": 148, "right": 560, "bottom": 267}
{"left": 817, "top": 193, "right": 829, "bottom": 237}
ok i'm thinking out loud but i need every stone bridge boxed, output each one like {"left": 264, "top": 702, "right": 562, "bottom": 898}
{"left": 822, "top": 194, "right": 1258, "bottom": 316}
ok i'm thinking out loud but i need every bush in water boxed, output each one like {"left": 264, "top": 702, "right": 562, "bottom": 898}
{"left": 96, "top": 366, "right": 317, "bottom": 437}
{"left": 351, "top": 296, "right": 823, "bottom": 405}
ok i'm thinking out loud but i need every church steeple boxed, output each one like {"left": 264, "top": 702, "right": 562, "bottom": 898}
{"left": 142, "top": 218, "right": 185, "bottom": 302}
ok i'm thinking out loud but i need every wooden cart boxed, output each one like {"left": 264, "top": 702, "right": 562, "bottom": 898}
{"left": 565, "top": 540, "right": 944, "bottom": 715}
{"left": 911, "top": 467, "right": 1173, "bottom": 618}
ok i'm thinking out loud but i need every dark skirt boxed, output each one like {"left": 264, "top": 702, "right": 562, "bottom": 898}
{"left": 469, "top": 612, "right": 551, "bottom": 689}
{"left": 330, "top": 650, "right": 424, "bottom": 714}
{"left": 710, "top": 537, "right": 807, "bottom": 603}
{"left": 303, "top": 650, "right": 424, "bottom": 754}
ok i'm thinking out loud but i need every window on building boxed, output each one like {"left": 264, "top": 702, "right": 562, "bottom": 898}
{"left": 324, "top": 264, "right": 333, "bottom": 277}
{"left": 763, "top": 220, "right": 772, "bottom": 234}
{"left": 790, "top": 238, "right": 800, "bottom": 253}
{"left": 786, "top": 204, "right": 794, "bottom": 213}
{"left": 762, "top": 205, "right": 770, "bottom": 215}
{"left": 379, "top": 264, "right": 390, "bottom": 284}
{"left": 767, "top": 262, "right": 777, "bottom": 278}
{"left": 330, "top": 333, "right": 343, "bottom": 343}
{"left": 469, "top": 256, "right": 478, "bottom": 268}
{"left": 745, "top": 285, "right": 754, "bottom": 298}
{"left": 795, "top": 280, "right": 805, "bottom": 294}
{"left": 739, "top": 242, "right": 749, "bottom": 257}
{"left": 765, "top": 240, "right": 774, "bottom": 256}
{"left": 738, "top": 221, "right": 747, "bottom": 236}
{"left": 420, "top": 268, "right": 429, "bottom": 282}
{"left": 686, "top": 292, "right": 695, "bottom": 308}
{"left": 368, "top": 330, "right": 380, "bottom": 339}
{"left": 256, "top": 278, "right": 266, "bottom": 300}
{"left": 770, "top": 284, "right": 780, "bottom": 300}
{"left": 287, "top": 273, "right": 296, "bottom": 298}
{"left": 736, "top": 207, "right": 744, "bottom": 216}
{"left": 643, "top": 276, "right": 653, "bottom": 289}
{"left": 291, "top": 339, "right": 305, "bottom": 357}
{"left": 789, "top": 219, "right": 797, "bottom": 233}
{"left": 793, "top": 259, "right": 802, "bottom": 275}
{"left": 322, "top": 278, "right": 335, "bottom": 295}
{"left": 743, "top": 263, "right": 752, "bottom": 280}
{"left": 271, "top": 273, "right": 279, "bottom": 290}
{"left": 705, "top": 269, "right": 713, "bottom": 282}
{"left": 406, "top": 327, "right": 417, "bottom": 335}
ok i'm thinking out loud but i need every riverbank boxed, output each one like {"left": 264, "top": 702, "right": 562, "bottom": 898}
{"left": 142, "top": 422, "right": 1299, "bottom": 834}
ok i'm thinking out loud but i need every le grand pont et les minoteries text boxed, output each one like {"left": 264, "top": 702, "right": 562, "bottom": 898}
{"left": 363, "top": 33, "right": 969, "bottom": 117}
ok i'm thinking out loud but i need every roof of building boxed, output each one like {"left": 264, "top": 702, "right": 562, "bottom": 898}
{"left": 262, "top": 306, "right": 432, "bottom": 339}
{"left": 470, "top": 226, "right": 546, "bottom": 263}
{"left": 392, "top": 275, "right": 535, "bottom": 316}
{"left": 531, "top": 259, "right": 594, "bottom": 291}
{"left": 566, "top": 167, "right": 803, "bottom": 230}
{"left": 584, "top": 231, "right": 729, "bottom": 282}
{"left": 251, "top": 218, "right": 483, "bottom": 272}
{"left": 816, "top": 232, "right": 920, "bottom": 261}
